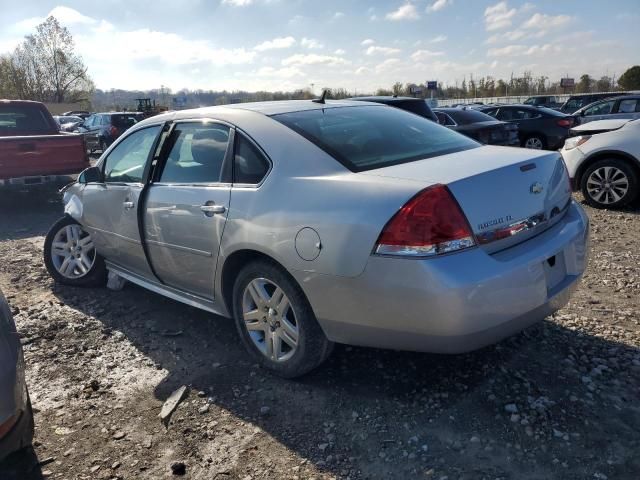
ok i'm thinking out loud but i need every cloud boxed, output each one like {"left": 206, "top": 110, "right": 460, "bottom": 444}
{"left": 410, "top": 49, "right": 445, "bottom": 62}
{"left": 430, "top": 35, "right": 447, "bottom": 43}
{"left": 355, "top": 67, "right": 370, "bottom": 75}
{"left": 334, "top": 49, "right": 346, "bottom": 55}
{"left": 426, "top": 0, "right": 452, "bottom": 13}
{"left": 257, "top": 66, "right": 304, "bottom": 78}
{"left": 522, "top": 13, "right": 573, "bottom": 29}
{"left": 254, "top": 36, "right": 295, "bottom": 51}
{"left": 375, "top": 58, "right": 402, "bottom": 73}
{"left": 301, "top": 37, "right": 323, "bottom": 49}
{"left": 484, "top": 1, "right": 516, "bottom": 31}
{"left": 487, "top": 43, "right": 559, "bottom": 57}
{"left": 281, "top": 54, "right": 349, "bottom": 66}
{"left": 366, "top": 46, "right": 402, "bottom": 56}
{"left": 221, "top": 0, "right": 253, "bottom": 6}
{"left": 386, "top": 4, "right": 420, "bottom": 21}
{"left": 361, "top": 39, "right": 375, "bottom": 46}
{"left": 333, "top": 12, "right": 345, "bottom": 19}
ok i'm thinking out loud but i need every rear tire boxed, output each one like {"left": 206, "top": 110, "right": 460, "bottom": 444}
{"left": 232, "top": 260, "right": 333, "bottom": 378}
{"left": 44, "top": 216, "right": 107, "bottom": 287}
{"left": 580, "top": 158, "right": 638, "bottom": 209}
{"left": 523, "top": 135, "right": 546, "bottom": 150}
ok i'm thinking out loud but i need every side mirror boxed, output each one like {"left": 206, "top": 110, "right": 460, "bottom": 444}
{"left": 78, "top": 166, "right": 102, "bottom": 184}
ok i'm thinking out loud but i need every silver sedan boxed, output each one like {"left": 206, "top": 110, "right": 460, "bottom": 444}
{"left": 0, "top": 289, "right": 33, "bottom": 460}
{"left": 44, "top": 100, "right": 590, "bottom": 377}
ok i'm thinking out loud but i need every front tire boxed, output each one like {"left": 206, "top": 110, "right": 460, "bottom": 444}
{"left": 581, "top": 158, "right": 638, "bottom": 209}
{"left": 232, "top": 260, "right": 333, "bottom": 378}
{"left": 44, "top": 216, "right": 107, "bottom": 287}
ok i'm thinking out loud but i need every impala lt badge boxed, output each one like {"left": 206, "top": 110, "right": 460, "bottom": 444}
{"left": 530, "top": 182, "right": 544, "bottom": 194}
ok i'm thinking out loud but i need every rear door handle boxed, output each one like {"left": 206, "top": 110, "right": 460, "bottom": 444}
{"left": 123, "top": 201, "right": 135, "bottom": 210}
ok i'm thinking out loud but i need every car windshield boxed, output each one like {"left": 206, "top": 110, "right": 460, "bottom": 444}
{"left": 272, "top": 106, "right": 478, "bottom": 172}
{"left": 445, "top": 109, "right": 496, "bottom": 124}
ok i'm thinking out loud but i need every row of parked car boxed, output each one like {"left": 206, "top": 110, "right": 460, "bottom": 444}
{"left": 1, "top": 90, "right": 636, "bottom": 460}
{"left": 54, "top": 111, "right": 145, "bottom": 153}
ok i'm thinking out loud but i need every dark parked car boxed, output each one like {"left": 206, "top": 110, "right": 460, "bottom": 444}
{"left": 433, "top": 107, "right": 519, "bottom": 146}
{"left": 79, "top": 112, "right": 145, "bottom": 152}
{"left": 0, "top": 289, "right": 33, "bottom": 461}
{"left": 477, "top": 104, "right": 574, "bottom": 150}
{"left": 348, "top": 96, "right": 438, "bottom": 122}
{"left": 559, "top": 93, "right": 630, "bottom": 114}
{"left": 572, "top": 95, "right": 640, "bottom": 125}
{"left": 523, "top": 95, "right": 562, "bottom": 109}
{"left": 53, "top": 115, "right": 84, "bottom": 132}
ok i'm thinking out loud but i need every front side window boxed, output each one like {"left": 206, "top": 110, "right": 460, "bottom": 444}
{"left": 585, "top": 100, "right": 615, "bottom": 116}
{"left": 159, "top": 122, "right": 230, "bottom": 183}
{"left": 103, "top": 125, "right": 162, "bottom": 183}
{"left": 234, "top": 134, "right": 270, "bottom": 184}
{"left": 272, "top": 106, "right": 478, "bottom": 172}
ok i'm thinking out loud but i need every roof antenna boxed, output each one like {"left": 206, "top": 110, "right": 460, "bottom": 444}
{"left": 312, "top": 89, "right": 328, "bottom": 104}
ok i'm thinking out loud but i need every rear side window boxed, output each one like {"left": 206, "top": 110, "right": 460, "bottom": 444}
{"left": 0, "top": 104, "right": 53, "bottom": 133}
{"left": 617, "top": 99, "right": 639, "bottom": 113}
{"left": 272, "top": 106, "right": 478, "bottom": 172}
{"left": 111, "top": 114, "right": 140, "bottom": 128}
{"left": 584, "top": 100, "right": 615, "bottom": 116}
{"left": 234, "top": 134, "right": 270, "bottom": 184}
{"left": 159, "top": 122, "right": 230, "bottom": 184}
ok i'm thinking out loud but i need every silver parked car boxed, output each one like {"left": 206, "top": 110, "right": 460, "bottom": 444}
{"left": 44, "top": 100, "right": 590, "bottom": 377}
{"left": 0, "top": 289, "right": 33, "bottom": 460}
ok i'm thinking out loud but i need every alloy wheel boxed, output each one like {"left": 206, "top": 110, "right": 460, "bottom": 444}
{"left": 586, "top": 166, "right": 629, "bottom": 205}
{"left": 50, "top": 224, "right": 96, "bottom": 279}
{"left": 524, "top": 137, "right": 544, "bottom": 149}
{"left": 242, "top": 278, "right": 299, "bottom": 362}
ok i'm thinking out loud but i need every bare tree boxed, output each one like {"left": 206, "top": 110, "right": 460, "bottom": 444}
{"left": 1, "top": 16, "right": 93, "bottom": 102}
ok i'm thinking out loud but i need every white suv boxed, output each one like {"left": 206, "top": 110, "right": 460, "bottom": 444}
{"left": 561, "top": 119, "right": 640, "bottom": 208}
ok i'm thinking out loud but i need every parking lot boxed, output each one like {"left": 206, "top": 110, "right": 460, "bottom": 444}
{"left": 0, "top": 188, "right": 637, "bottom": 479}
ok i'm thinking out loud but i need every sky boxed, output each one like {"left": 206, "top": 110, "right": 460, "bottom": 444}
{"left": 0, "top": 0, "right": 638, "bottom": 93}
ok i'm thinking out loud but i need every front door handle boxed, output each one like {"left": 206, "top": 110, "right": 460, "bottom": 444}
{"left": 123, "top": 201, "right": 135, "bottom": 210}
{"left": 200, "top": 203, "right": 226, "bottom": 216}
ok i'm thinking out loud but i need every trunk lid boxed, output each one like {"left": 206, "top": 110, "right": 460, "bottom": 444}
{"left": 362, "top": 145, "right": 572, "bottom": 252}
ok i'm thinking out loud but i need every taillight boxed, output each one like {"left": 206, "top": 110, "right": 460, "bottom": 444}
{"left": 375, "top": 184, "right": 476, "bottom": 257}
{"left": 557, "top": 118, "right": 573, "bottom": 128}
{"left": 110, "top": 126, "right": 119, "bottom": 137}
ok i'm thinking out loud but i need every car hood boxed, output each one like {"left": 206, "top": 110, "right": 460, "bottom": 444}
{"left": 571, "top": 119, "right": 631, "bottom": 134}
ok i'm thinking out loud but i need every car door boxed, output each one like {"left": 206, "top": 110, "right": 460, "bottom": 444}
{"left": 80, "top": 124, "right": 163, "bottom": 278}
{"left": 143, "top": 120, "right": 232, "bottom": 299}
{"left": 82, "top": 115, "right": 98, "bottom": 150}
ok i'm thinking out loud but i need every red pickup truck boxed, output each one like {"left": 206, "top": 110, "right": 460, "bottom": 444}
{"left": 0, "top": 100, "right": 89, "bottom": 188}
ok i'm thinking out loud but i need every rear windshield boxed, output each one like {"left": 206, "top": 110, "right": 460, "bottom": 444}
{"left": 0, "top": 104, "right": 54, "bottom": 133}
{"left": 111, "top": 114, "right": 142, "bottom": 128}
{"left": 444, "top": 109, "right": 495, "bottom": 124}
{"left": 272, "top": 105, "right": 478, "bottom": 172}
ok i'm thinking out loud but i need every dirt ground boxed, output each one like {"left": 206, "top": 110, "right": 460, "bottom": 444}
{"left": 0, "top": 188, "right": 638, "bottom": 480}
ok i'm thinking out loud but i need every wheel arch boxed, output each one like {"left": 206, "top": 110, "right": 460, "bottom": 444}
{"left": 220, "top": 249, "right": 297, "bottom": 317}
{"left": 575, "top": 150, "right": 640, "bottom": 187}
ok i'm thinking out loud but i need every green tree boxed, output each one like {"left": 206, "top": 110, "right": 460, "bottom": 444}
{"left": 617, "top": 65, "right": 640, "bottom": 90}
{"left": 576, "top": 74, "right": 594, "bottom": 93}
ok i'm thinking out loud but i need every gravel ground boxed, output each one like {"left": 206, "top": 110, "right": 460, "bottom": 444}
{"left": 0, "top": 188, "right": 638, "bottom": 480}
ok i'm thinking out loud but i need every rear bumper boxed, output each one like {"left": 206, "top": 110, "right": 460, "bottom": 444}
{"left": 0, "top": 398, "right": 33, "bottom": 461}
{"left": 0, "top": 174, "right": 77, "bottom": 188}
{"left": 295, "top": 201, "right": 589, "bottom": 353}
